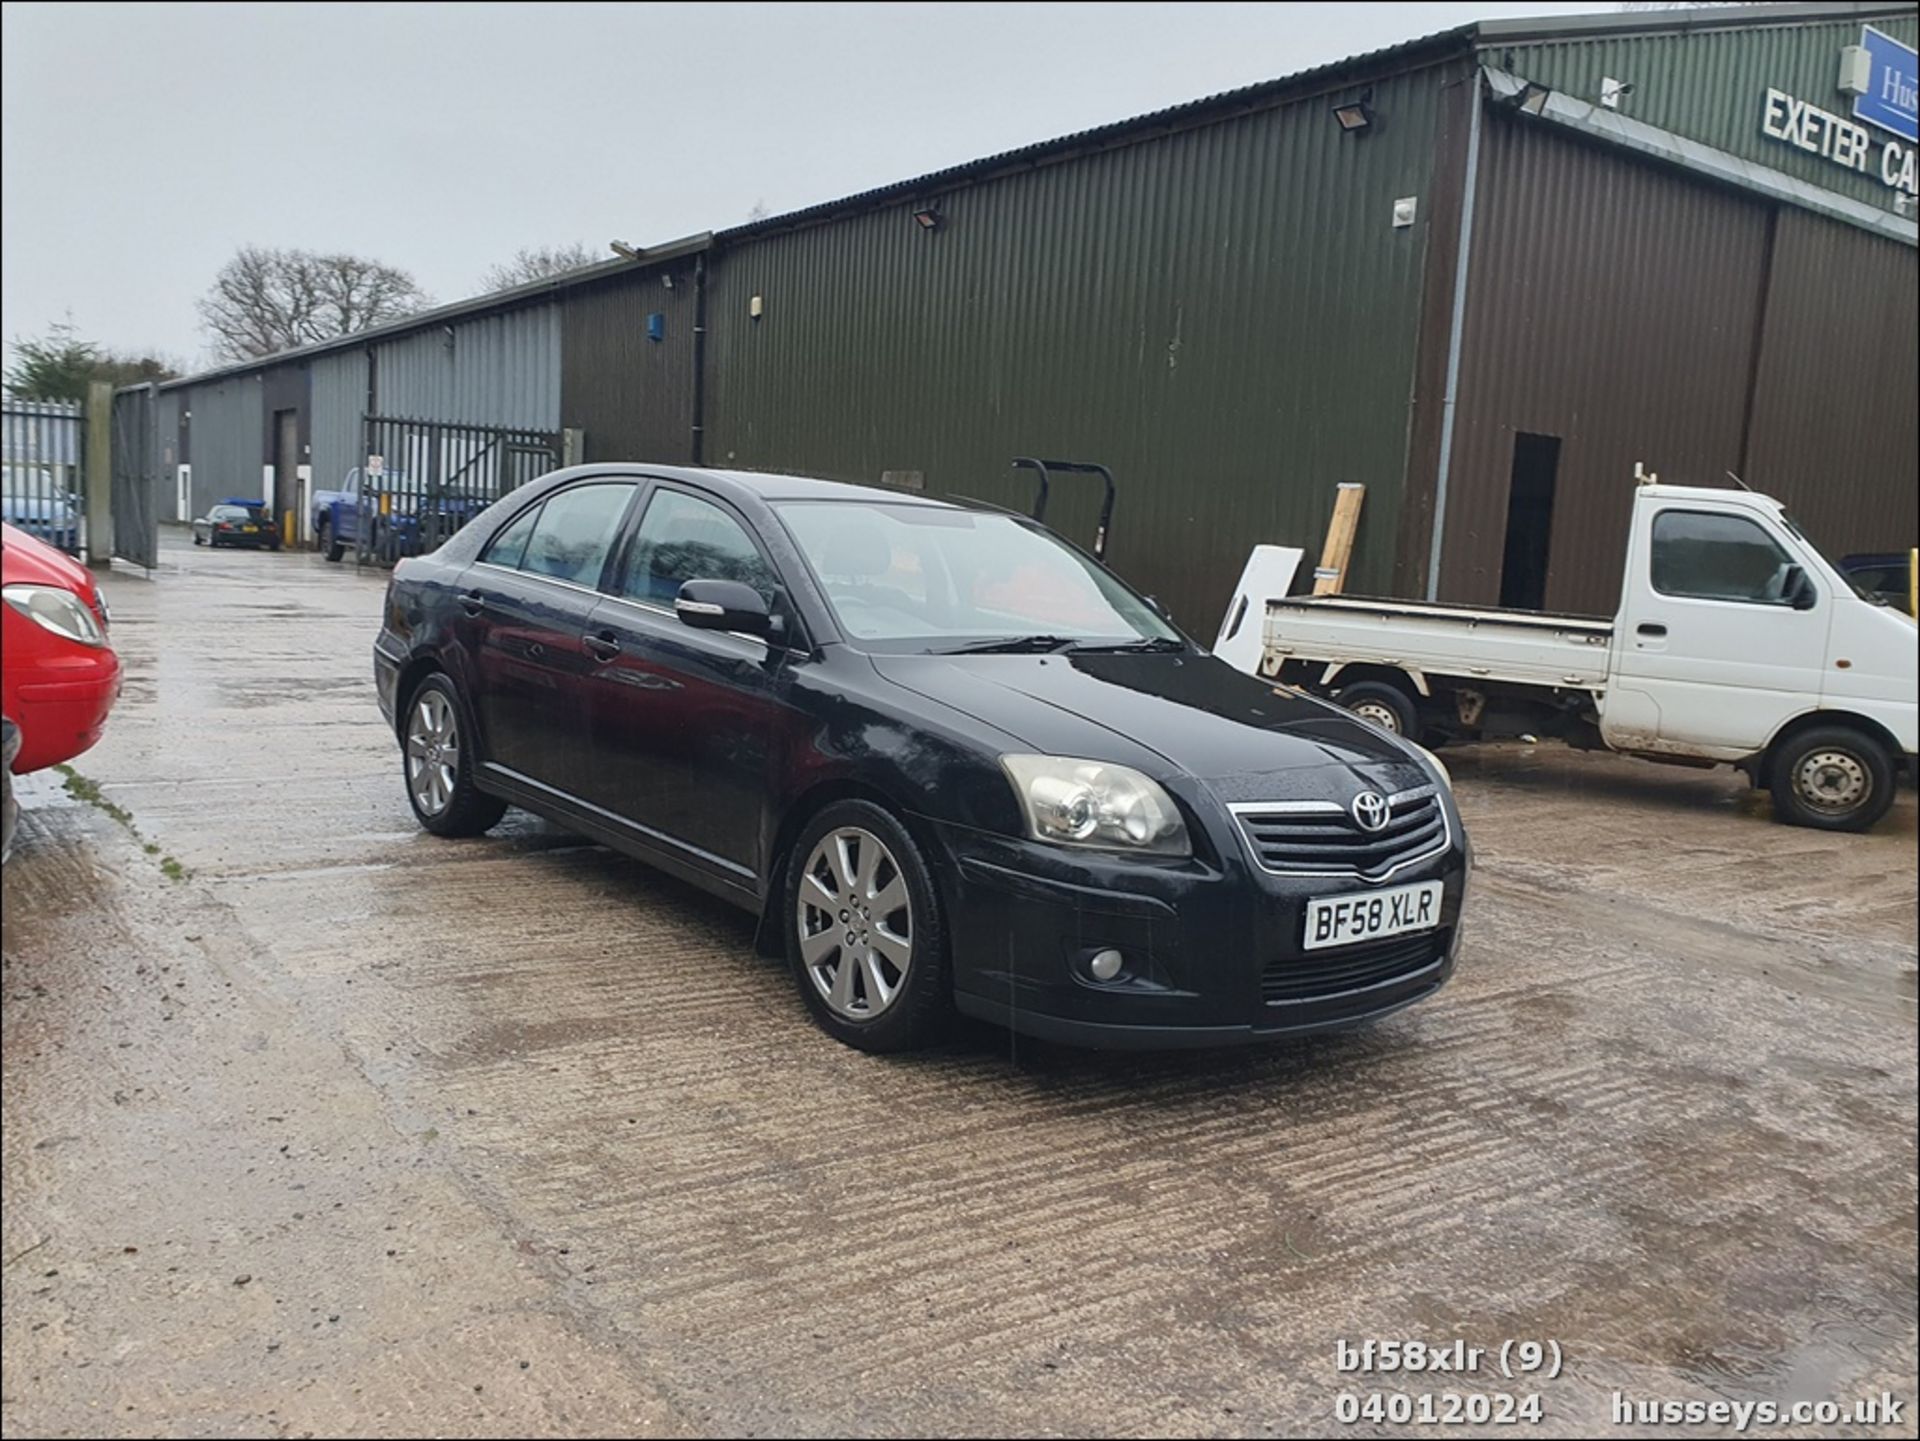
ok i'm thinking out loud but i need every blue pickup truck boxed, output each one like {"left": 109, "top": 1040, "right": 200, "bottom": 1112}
{"left": 311, "top": 467, "right": 375, "bottom": 562}
{"left": 311, "top": 468, "right": 486, "bottom": 563}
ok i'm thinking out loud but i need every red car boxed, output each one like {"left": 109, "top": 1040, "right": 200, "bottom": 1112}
{"left": 2, "top": 521, "right": 121, "bottom": 859}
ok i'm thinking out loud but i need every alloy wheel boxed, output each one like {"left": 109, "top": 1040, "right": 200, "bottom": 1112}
{"left": 796, "top": 827, "right": 913, "bottom": 1019}
{"left": 406, "top": 689, "right": 459, "bottom": 817}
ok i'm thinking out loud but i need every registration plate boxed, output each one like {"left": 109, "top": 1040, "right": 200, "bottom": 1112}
{"left": 1304, "top": 879, "right": 1443, "bottom": 951}
{"left": 241, "top": 524, "right": 258, "bottom": 532}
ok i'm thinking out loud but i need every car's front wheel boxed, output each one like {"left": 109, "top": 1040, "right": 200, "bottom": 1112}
{"left": 402, "top": 675, "right": 507, "bottom": 837}
{"left": 785, "top": 800, "right": 949, "bottom": 1052}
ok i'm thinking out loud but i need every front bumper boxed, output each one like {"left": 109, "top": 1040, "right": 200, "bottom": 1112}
{"left": 931, "top": 815, "right": 1469, "bottom": 1050}
{"left": 8, "top": 651, "right": 122, "bottom": 773}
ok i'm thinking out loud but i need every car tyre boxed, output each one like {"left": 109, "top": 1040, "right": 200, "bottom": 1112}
{"left": 2, "top": 717, "right": 20, "bottom": 865}
{"left": 1769, "top": 725, "right": 1895, "bottom": 832}
{"left": 401, "top": 674, "right": 507, "bottom": 838}
{"left": 319, "top": 517, "right": 344, "bottom": 563}
{"left": 1335, "top": 679, "right": 1419, "bottom": 737}
{"left": 784, "top": 800, "right": 950, "bottom": 1052}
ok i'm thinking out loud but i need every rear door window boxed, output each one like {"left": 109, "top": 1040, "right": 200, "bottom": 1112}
{"left": 482, "top": 503, "right": 542, "bottom": 571}
{"left": 518, "top": 484, "right": 637, "bottom": 587}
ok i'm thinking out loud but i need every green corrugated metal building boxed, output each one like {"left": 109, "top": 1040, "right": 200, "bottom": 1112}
{"left": 164, "top": 2, "right": 1917, "bottom": 628}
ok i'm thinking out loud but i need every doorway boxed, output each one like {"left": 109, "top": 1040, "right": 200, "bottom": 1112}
{"left": 1499, "top": 432, "right": 1560, "bottom": 611}
{"left": 273, "top": 410, "right": 300, "bottom": 543}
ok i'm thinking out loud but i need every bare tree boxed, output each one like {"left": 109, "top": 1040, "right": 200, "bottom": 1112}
{"left": 197, "top": 246, "right": 429, "bottom": 362}
{"left": 746, "top": 198, "right": 772, "bottom": 222}
{"left": 481, "top": 242, "right": 601, "bottom": 292}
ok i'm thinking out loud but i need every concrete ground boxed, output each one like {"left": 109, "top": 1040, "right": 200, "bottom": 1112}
{"left": 2, "top": 530, "right": 1914, "bottom": 1438}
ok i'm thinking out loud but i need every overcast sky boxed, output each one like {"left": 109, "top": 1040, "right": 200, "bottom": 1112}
{"left": 3, "top": 1, "right": 1615, "bottom": 371}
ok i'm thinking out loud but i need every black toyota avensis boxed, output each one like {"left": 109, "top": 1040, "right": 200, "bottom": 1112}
{"left": 374, "top": 465, "right": 1470, "bottom": 1052}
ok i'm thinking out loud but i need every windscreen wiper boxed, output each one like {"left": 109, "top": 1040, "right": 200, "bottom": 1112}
{"left": 938, "top": 634, "right": 1079, "bottom": 655}
{"left": 1062, "top": 636, "right": 1187, "bottom": 654}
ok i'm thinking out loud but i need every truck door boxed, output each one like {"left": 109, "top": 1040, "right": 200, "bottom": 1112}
{"left": 1607, "top": 503, "right": 1830, "bottom": 754}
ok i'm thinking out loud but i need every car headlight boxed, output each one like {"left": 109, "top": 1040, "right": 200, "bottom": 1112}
{"left": 2, "top": 584, "right": 107, "bottom": 648}
{"left": 1000, "top": 755, "right": 1190, "bottom": 856}
{"left": 1410, "top": 740, "right": 1452, "bottom": 790}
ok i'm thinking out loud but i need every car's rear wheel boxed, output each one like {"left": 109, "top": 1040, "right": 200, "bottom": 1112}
{"left": 785, "top": 800, "right": 949, "bottom": 1052}
{"left": 319, "top": 517, "right": 344, "bottom": 563}
{"left": 402, "top": 675, "right": 507, "bottom": 837}
{"left": 1769, "top": 726, "right": 1895, "bottom": 832}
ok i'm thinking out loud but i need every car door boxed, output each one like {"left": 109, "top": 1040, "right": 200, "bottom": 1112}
{"left": 462, "top": 480, "right": 641, "bottom": 798}
{"left": 576, "top": 484, "right": 790, "bottom": 881}
{"left": 1609, "top": 505, "right": 1830, "bottom": 752}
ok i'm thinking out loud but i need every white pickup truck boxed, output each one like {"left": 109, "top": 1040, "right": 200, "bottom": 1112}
{"left": 1218, "top": 482, "right": 1917, "bottom": 832}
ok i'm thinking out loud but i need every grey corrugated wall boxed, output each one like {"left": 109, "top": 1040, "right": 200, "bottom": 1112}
{"left": 309, "top": 349, "right": 369, "bottom": 495}
{"left": 371, "top": 304, "right": 561, "bottom": 428}
{"left": 182, "top": 375, "right": 265, "bottom": 518}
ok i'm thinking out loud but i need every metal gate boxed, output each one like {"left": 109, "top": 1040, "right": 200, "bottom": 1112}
{"left": 1, "top": 398, "right": 85, "bottom": 554}
{"left": 355, "top": 414, "right": 562, "bottom": 564}
{"left": 110, "top": 384, "right": 161, "bottom": 569}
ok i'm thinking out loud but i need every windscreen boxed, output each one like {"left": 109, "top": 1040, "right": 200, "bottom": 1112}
{"left": 775, "top": 500, "right": 1177, "bottom": 652}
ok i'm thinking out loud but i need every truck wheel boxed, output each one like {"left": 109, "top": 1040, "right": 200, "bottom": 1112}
{"left": 1336, "top": 680, "right": 1418, "bottom": 738}
{"left": 1769, "top": 726, "right": 1895, "bottom": 832}
{"left": 319, "top": 517, "right": 344, "bottom": 563}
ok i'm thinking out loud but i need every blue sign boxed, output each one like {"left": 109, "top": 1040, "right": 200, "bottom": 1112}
{"left": 1853, "top": 26, "right": 1917, "bottom": 144}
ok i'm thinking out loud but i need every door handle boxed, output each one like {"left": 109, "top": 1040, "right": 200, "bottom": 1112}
{"left": 1636, "top": 622, "right": 1667, "bottom": 638}
{"left": 584, "top": 631, "right": 622, "bottom": 662}
{"left": 458, "top": 590, "right": 484, "bottom": 616}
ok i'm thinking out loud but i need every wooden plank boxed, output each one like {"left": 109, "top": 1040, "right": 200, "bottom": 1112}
{"left": 1311, "top": 482, "right": 1365, "bottom": 595}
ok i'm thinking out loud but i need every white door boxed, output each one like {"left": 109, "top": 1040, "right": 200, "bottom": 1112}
{"left": 1607, "top": 505, "right": 1830, "bottom": 754}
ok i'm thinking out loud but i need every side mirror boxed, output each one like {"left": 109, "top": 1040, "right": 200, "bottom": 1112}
{"left": 675, "top": 578, "right": 776, "bottom": 639}
{"left": 1784, "top": 564, "right": 1817, "bottom": 611}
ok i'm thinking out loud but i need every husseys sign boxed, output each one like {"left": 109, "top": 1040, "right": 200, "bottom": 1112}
{"left": 1759, "top": 26, "right": 1919, "bottom": 200}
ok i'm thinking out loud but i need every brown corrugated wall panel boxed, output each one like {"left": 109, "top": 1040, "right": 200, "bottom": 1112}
{"left": 1441, "top": 113, "right": 1771, "bottom": 613}
{"left": 1743, "top": 209, "right": 1919, "bottom": 556}
{"left": 561, "top": 266, "right": 700, "bottom": 464}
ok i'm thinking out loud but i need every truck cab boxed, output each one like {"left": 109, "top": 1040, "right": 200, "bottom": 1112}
{"left": 1602, "top": 484, "right": 1915, "bottom": 824}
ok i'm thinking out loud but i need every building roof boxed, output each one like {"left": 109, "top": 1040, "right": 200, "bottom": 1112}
{"left": 161, "top": 2, "right": 1911, "bottom": 393}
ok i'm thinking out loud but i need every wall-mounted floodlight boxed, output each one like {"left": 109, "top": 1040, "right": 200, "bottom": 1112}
{"left": 1331, "top": 88, "right": 1375, "bottom": 133}
{"left": 1516, "top": 81, "right": 1551, "bottom": 116}
{"left": 609, "top": 240, "right": 643, "bottom": 260}
{"left": 911, "top": 204, "right": 944, "bottom": 231}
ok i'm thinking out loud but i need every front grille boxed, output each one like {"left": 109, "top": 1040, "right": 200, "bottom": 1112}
{"left": 1232, "top": 786, "right": 1447, "bottom": 880}
{"left": 1261, "top": 929, "right": 1450, "bottom": 1005}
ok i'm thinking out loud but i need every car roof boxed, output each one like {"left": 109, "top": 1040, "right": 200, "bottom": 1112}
{"left": 554, "top": 463, "right": 965, "bottom": 509}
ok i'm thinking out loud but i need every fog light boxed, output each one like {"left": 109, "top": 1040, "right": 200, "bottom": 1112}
{"left": 1088, "top": 948, "right": 1124, "bottom": 982}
